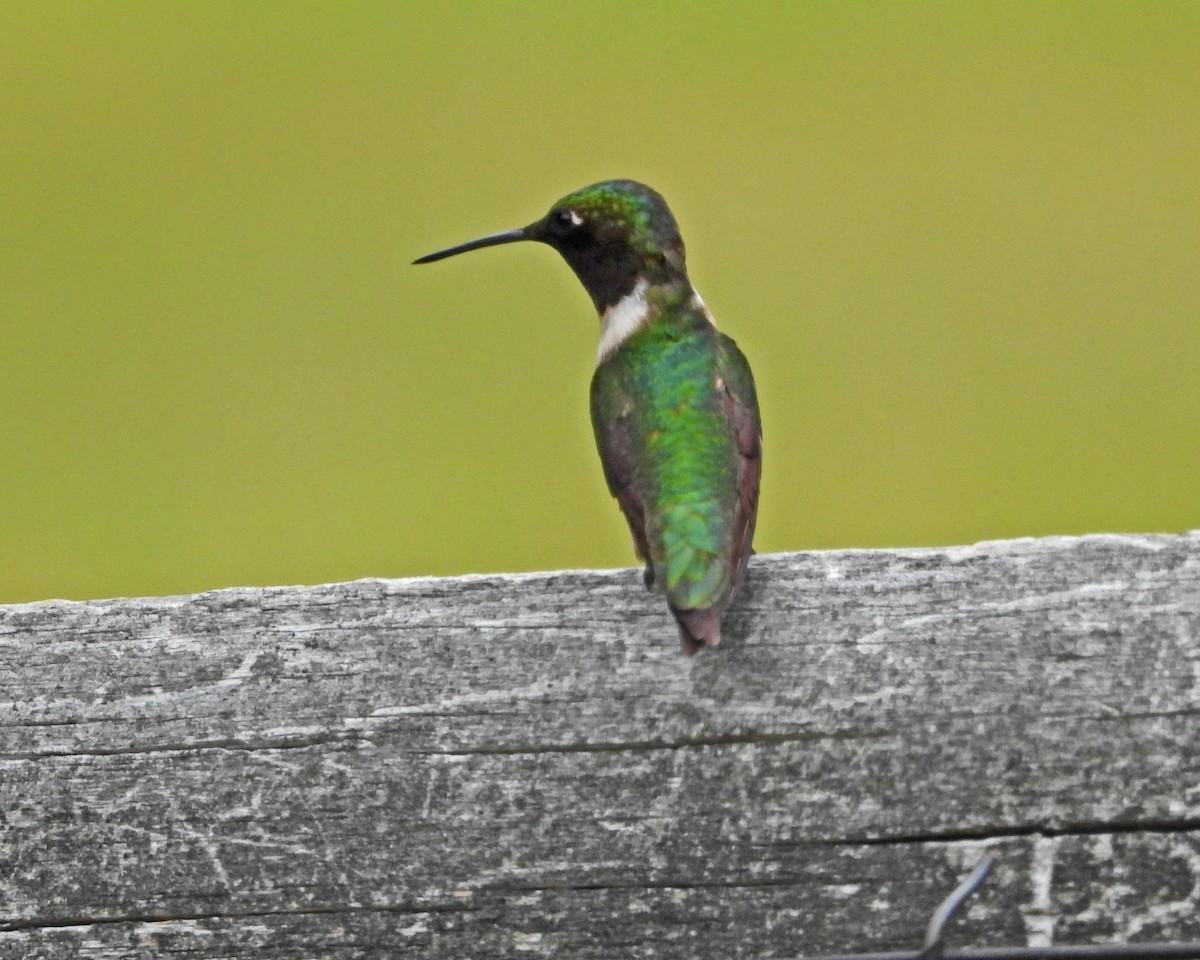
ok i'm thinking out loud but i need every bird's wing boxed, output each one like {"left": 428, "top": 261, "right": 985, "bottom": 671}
{"left": 716, "top": 332, "right": 762, "bottom": 599}
{"left": 590, "top": 373, "right": 654, "bottom": 578}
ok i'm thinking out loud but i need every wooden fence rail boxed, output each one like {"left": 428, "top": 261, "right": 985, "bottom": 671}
{"left": 1, "top": 532, "right": 1198, "bottom": 959}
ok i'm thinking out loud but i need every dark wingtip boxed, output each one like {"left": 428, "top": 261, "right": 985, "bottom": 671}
{"left": 671, "top": 607, "right": 722, "bottom": 656}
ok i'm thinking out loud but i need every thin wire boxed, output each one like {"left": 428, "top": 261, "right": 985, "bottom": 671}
{"left": 956, "top": 947, "right": 1200, "bottom": 959}
{"left": 808, "top": 944, "right": 1200, "bottom": 960}
{"left": 799, "top": 852, "right": 1200, "bottom": 960}
{"left": 922, "top": 854, "right": 996, "bottom": 954}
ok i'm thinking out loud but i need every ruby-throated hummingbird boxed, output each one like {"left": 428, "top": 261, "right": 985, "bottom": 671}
{"left": 415, "top": 180, "right": 761, "bottom": 655}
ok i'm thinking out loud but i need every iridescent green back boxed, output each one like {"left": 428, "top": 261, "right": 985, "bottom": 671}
{"left": 590, "top": 291, "right": 745, "bottom": 611}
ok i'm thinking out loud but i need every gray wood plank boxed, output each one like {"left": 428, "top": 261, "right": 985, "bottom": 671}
{"left": 1, "top": 533, "right": 1198, "bottom": 958}
{"left": 2, "top": 835, "right": 1198, "bottom": 958}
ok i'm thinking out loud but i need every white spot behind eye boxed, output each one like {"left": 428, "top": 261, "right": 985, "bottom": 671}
{"left": 569, "top": 211, "right": 583, "bottom": 226}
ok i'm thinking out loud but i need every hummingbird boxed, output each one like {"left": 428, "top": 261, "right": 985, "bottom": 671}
{"left": 414, "top": 180, "right": 761, "bottom": 655}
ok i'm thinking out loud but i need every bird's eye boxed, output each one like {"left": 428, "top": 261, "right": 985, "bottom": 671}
{"left": 554, "top": 209, "right": 581, "bottom": 229}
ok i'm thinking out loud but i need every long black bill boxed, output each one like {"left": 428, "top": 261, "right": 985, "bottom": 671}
{"left": 412, "top": 226, "right": 531, "bottom": 265}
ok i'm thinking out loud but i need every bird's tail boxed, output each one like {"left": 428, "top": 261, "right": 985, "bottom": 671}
{"left": 670, "top": 606, "right": 722, "bottom": 656}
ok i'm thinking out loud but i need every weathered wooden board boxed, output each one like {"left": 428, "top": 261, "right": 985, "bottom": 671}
{"left": 1, "top": 533, "right": 1198, "bottom": 958}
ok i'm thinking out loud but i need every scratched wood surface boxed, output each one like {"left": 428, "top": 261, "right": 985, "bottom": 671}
{"left": 1, "top": 533, "right": 1198, "bottom": 959}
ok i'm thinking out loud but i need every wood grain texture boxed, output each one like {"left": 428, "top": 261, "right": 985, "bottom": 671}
{"left": 1, "top": 533, "right": 1198, "bottom": 959}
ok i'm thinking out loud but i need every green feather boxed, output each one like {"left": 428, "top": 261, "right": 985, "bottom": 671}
{"left": 590, "top": 290, "right": 744, "bottom": 611}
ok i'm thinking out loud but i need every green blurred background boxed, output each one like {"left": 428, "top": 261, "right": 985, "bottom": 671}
{"left": 2, "top": 3, "right": 1197, "bottom": 603}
